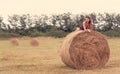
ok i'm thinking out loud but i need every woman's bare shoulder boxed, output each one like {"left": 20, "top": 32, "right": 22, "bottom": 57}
{"left": 83, "top": 21, "right": 86, "bottom": 25}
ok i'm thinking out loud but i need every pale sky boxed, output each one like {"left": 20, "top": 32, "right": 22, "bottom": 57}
{"left": 0, "top": 0, "right": 120, "bottom": 21}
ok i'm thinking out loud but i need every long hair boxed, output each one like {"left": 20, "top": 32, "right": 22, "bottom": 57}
{"left": 85, "top": 16, "right": 92, "bottom": 25}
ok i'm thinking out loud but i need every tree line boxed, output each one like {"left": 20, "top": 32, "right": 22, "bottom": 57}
{"left": 0, "top": 12, "right": 120, "bottom": 38}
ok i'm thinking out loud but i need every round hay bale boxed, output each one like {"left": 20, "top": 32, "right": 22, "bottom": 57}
{"left": 60, "top": 31, "right": 110, "bottom": 69}
{"left": 30, "top": 38, "right": 39, "bottom": 46}
{"left": 10, "top": 38, "right": 19, "bottom": 46}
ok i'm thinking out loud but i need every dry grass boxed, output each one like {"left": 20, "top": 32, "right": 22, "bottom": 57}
{"left": 0, "top": 37, "right": 120, "bottom": 74}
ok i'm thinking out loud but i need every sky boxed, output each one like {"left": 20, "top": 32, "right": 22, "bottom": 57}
{"left": 0, "top": 0, "right": 120, "bottom": 21}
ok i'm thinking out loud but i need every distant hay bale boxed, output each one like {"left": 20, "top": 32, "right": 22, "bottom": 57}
{"left": 30, "top": 38, "right": 39, "bottom": 46}
{"left": 60, "top": 31, "right": 110, "bottom": 69}
{"left": 10, "top": 38, "right": 19, "bottom": 46}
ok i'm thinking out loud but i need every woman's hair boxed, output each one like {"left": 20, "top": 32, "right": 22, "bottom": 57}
{"left": 85, "top": 16, "right": 92, "bottom": 24}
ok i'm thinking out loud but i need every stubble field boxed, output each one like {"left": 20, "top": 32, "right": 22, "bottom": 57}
{"left": 0, "top": 37, "right": 120, "bottom": 74}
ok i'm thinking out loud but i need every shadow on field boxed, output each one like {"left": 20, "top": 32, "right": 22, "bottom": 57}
{"left": 0, "top": 55, "right": 120, "bottom": 72}
{"left": 104, "top": 60, "right": 120, "bottom": 69}
{"left": 0, "top": 65, "right": 43, "bottom": 71}
{"left": 0, "top": 60, "right": 120, "bottom": 72}
{"left": 57, "top": 60, "right": 120, "bottom": 70}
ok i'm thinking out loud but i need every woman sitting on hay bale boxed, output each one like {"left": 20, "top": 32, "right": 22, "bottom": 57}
{"left": 76, "top": 16, "right": 93, "bottom": 32}
{"left": 61, "top": 16, "right": 110, "bottom": 69}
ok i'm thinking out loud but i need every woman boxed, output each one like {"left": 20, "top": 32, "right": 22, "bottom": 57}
{"left": 76, "top": 16, "right": 93, "bottom": 32}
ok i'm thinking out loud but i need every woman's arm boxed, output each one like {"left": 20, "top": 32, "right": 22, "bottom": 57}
{"left": 83, "top": 22, "right": 87, "bottom": 31}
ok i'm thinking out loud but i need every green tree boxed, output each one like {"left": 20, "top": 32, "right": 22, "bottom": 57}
{"left": 8, "top": 15, "right": 20, "bottom": 29}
